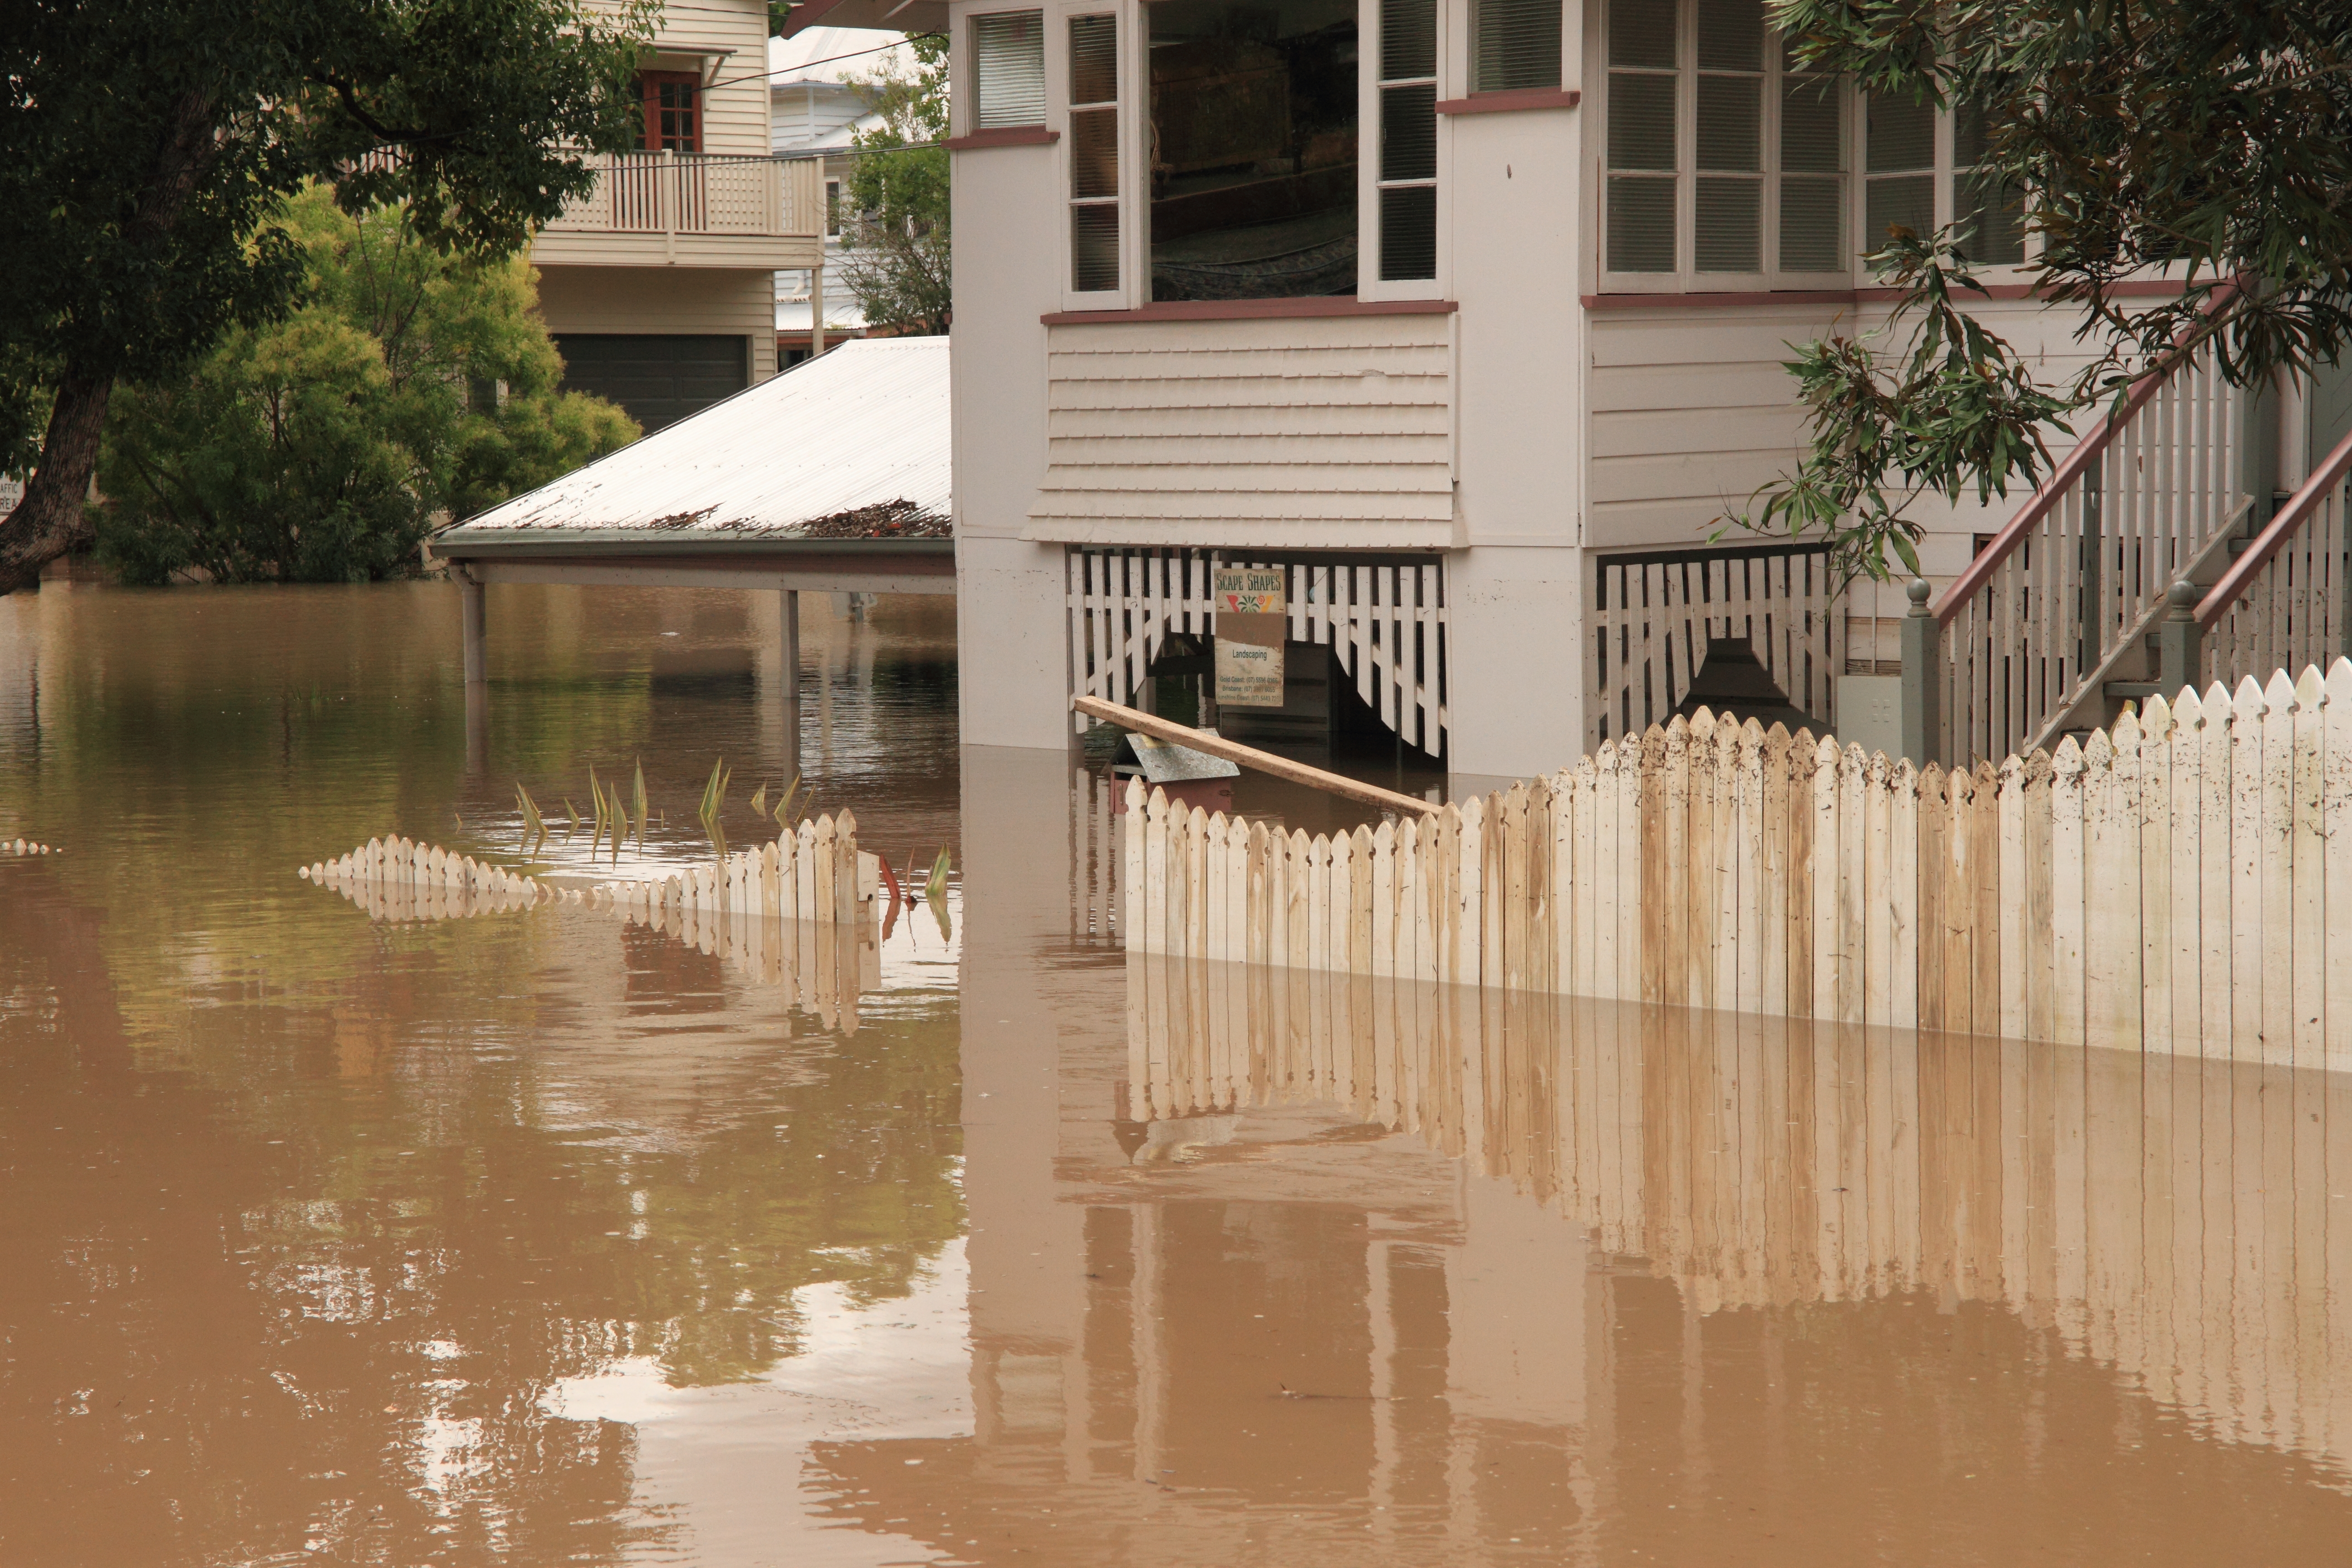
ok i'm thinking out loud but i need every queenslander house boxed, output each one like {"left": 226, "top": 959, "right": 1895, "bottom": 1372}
{"left": 823, "top": 0, "right": 2347, "bottom": 780}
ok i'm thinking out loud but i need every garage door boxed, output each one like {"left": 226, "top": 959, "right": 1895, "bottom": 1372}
{"left": 552, "top": 334, "right": 748, "bottom": 433}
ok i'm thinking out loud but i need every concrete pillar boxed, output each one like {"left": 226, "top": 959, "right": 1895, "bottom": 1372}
{"left": 780, "top": 588, "right": 801, "bottom": 776}
{"left": 1898, "top": 577, "right": 1940, "bottom": 768}
{"left": 459, "top": 573, "right": 486, "bottom": 687}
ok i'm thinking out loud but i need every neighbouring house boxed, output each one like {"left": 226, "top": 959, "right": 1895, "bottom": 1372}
{"left": 804, "top": 0, "right": 2348, "bottom": 783}
{"left": 532, "top": 0, "right": 826, "bottom": 432}
{"left": 768, "top": 27, "right": 916, "bottom": 365}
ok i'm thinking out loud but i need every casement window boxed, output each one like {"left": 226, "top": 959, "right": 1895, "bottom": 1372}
{"left": 639, "top": 71, "right": 701, "bottom": 153}
{"left": 1600, "top": 0, "right": 1847, "bottom": 287}
{"left": 971, "top": 10, "right": 1048, "bottom": 127}
{"left": 1472, "top": 0, "right": 1563, "bottom": 92}
{"left": 1066, "top": 13, "right": 1122, "bottom": 295}
{"left": 1376, "top": 0, "right": 1439, "bottom": 283}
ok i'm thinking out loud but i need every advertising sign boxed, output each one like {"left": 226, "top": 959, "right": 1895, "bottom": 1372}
{"left": 1212, "top": 568, "right": 1288, "bottom": 707}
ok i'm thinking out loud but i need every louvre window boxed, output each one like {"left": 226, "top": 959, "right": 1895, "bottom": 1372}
{"left": 1954, "top": 100, "right": 2024, "bottom": 265}
{"left": 1379, "top": 0, "right": 1438, "bottom": 281}
{"left": 1471, "top": 0, "right": 1562, "bottom": 93}
{"left": 1603, "top": 0, "right": 1847, "bottom": 284}
{"left": 1862, "top": 91, "right": 1933, "bottom": 255}
{"left": 1068, "top": 14, "right": 1120, "bottom": 294}
{"left": 972, "top": 10, "right": 1047, "bottom": 128}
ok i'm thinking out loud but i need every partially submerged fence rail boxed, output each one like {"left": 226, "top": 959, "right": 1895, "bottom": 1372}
{"left": 302, "top": 812, "right": 880, "bottom": 926}
{"left": 1124, "top": 662, "right": 2352, "bottom": 1063}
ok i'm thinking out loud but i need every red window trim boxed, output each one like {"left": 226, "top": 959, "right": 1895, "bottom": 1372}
{"left": 1435, "top": 88, "right": 1580, "bottom": 116}
{"left": 945, "top": 127, "right": 1059, "bottom": 150}
{"left": 1041, "top": 298, "right": 1457, "bottom": 325}
{"left": 639, "top": 69, "right": 702, "bottom": 153}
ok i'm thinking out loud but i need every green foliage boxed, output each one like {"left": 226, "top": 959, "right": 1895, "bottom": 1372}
{"left": 94, "top": 189, "right": 637, "bottom": 585}
{"left": 0, "top": 0, "right": 652, "bottom": 580}
{"left": 1737, "top": 0, "right": 2352, "bottom": 580}
{"left": 839, "top": 36, "right": 953, "bottom": 336}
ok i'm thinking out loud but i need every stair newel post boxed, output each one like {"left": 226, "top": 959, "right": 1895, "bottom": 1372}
{"left": 2158, "top": 579, "right": 2204, "bottom": 700}
{"left": 1900, "top": 577, "right": 1942, "bottom": 769}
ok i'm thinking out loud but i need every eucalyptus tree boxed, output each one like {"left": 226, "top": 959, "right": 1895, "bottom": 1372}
{"left": 1739, "top": 0, "right": 2352, "bottom": 583}
{"left": 0, "top": 0, "right": 655, "bottom": 593}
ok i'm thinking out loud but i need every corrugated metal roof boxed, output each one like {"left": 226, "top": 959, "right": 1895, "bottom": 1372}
{"left": 438, "top": 336, "right": 948, "bottom": 543}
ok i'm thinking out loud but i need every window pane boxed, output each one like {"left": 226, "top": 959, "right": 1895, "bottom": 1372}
{"left": 1864, "top": 172, "right": 1934, "bottom": 249}
{"left": 1607, "top": 176, "right": 1676, "bottom": 271}
{"left": 1147, "top": 0, "right": 1359, "bottom": 302}
{"left": 1608, "top": 0, "right": 1675, "bottom": 71}
{"left": 1696, "top": 176, "right": 1759, "bottom": 270}
{"left": 1070, "top": 106, "right": 1118, "bottom": 198}
{"left": 1072, "top": 203, "right": 1120, "bottom": 290}
{"left": 1865, "top": 93, "right": 1933, "bottom": 172}
{"left": 1695, "top": 0, "right": 1761, "bottom": 72}
{"left": 1696, "top": 75, "right": 1759, "bottom": 171}
{"left": 1958, "top": 170, "right": 2024, "bottom": 264}
{"left": 1779, "top": 174, "right": 1842, "bottom": 270}
{"left": 1473, "top": 0, "right": 1562, "bottom": 92}
{"left": 1383, "top": 0, "right": 1436, "bottom": 81}
{"left": 1381, "top": 186, "right": 1437, "bottom": 280}
{"left": 1781, "top": 75, "right": 1841, "bottom": 172}
{"left": 1607, "top": 72, "right": 1676, "bottom": 171}
{"left": 1382, "top": 83, "right": 1437, "bottom": 182}
{"left": 1069, "top": 13, "right": 1118, "bottom": 106}
{"left": 1955, "top": 98, "right": 1997, "bottom": 169}
{"left": 973, "top": 11, "right": 1047, "bottom": 128}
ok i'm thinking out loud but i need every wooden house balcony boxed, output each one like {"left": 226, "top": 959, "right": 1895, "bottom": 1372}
{"left": 531, "top": 152, "right": 826, "bottom": 271}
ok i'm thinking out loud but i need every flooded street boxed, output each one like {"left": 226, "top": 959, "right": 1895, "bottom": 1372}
{"left": 4, "top": 582, "right": 2350, "bottom": 1565}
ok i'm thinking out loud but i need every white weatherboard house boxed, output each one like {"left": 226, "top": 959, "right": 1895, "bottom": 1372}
{"left": 879, "top": 0, "right": 2346, "bottom": 782}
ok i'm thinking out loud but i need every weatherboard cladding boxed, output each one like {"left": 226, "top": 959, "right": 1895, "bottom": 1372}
{"left": 1027, "top": 316, "right": 1455, "bottom": 546}
{"left": 438, "top": 336, "right": 948, "bottom": 543}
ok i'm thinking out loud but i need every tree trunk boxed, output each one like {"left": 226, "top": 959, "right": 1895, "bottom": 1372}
{"left": 0, "top": 88, "right": 217, "bottom": 595}
{"left": 0, "top": 374, "right": 112, "bottom": 594}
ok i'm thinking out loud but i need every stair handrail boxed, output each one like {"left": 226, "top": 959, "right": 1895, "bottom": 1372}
{"left": 1932, "top": 284, "right": 2242, "bottom": 627}
{"left": 2194, "top": 421, "right": 2352, "bottom": 630}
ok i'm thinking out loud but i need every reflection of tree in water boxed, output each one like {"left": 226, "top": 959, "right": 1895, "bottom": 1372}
{"left": 0, "top": 856, "right": 962, "bottom": 1565}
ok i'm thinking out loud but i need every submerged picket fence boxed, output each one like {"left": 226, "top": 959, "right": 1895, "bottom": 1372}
{"left": 1122, "top": 659, "right": 2352, "bottom": 1063}
{"left": 2, "top": 838, "right": 55, "bottom": 856}
{"left": 300, "top": 811, "right": 879, "bottom": 926}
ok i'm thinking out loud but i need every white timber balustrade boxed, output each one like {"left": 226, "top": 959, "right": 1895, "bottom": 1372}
{"left": 2194, "top": 423, "right": 2352, "bottom": 689}
{"left": 1122, "top": 662, "right": 2352, "bottom": 1063}
{"left": 544, "top": 152, "right": 824, "bottom": 238}
{"left": 1929, "top": 317, "right": 2252, "bottom": 767}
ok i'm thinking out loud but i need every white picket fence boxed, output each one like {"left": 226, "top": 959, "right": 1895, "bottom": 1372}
{"left": 302, "top": 811, "right": 880, "bottom": 926}
{"left": 2, "top": 838, "right": 55, "bottom": 857}
{"left": 1122, "top": 660, "right": 2352, "bottom": 1063}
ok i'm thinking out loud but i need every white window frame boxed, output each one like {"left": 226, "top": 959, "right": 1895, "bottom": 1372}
{"left": 1055, "top": 2, "right": 1137, "bottom": 310}
{"left": 1359, "top": 0, "right": 1450, "bottom": 301}
{"left": 1591, "top": 0, "right": 1855, "bottom": 295}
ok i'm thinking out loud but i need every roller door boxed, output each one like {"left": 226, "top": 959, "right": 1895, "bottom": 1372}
{"left": 551, "top": 334, "right": 748, "bottom": 433}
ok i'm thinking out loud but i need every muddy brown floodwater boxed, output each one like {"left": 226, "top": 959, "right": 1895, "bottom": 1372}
{"left": 2, "top": 581, "right": 2348, "bottom": 1567}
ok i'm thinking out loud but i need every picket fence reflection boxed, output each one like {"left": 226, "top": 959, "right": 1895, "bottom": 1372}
{"left": 1127, "top": 952, "right": 2352, "bottom": 1475}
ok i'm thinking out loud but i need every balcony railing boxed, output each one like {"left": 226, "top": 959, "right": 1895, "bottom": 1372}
{"left": 543, "top": 151, "right": 824, "bottom": 239}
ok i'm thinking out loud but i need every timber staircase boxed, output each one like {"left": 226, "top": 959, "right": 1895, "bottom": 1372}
{"left": 1923, "top": 314, "right": 2352, "bottom": 766}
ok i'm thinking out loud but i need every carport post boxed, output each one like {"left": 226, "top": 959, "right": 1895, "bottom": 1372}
{"left": 459, "top": 569, "right": 487, "bottom": 687}
{"left": 781, "top": 589, "right": 802, "bottom": 772}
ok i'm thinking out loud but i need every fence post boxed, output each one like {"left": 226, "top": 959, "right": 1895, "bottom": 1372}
{"left": 2157, "top": 579, "right": 2203, "bottom": 698}
{"left": 1899, "top": 577, "right": 1940, "bottom": 768}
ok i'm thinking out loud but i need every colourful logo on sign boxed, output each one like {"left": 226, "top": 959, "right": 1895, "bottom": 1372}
{"left": 1213, "top": 568, "right": 1286, "bottom": 617}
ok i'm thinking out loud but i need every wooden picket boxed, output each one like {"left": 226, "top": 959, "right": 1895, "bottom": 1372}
{"left": 1, "top": 838, "right": 57, "bottom": 856}
{"left": 1119, "top": 657, "right": 2352, "bottom": 1059}
{"left": 300, "top": 812, "right": 881, "bottom": 927}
